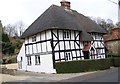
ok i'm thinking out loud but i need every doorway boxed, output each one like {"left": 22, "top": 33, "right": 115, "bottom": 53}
{"left": 83, "top": 51, "right": 89, "bottom": 59}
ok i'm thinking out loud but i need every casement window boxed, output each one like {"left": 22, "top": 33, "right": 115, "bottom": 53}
{"left": 97, "top": 49, "right": 101, "bottom": 55}
{"left": 32, "top": 35, "right": 36, "bottom": 42}
{"left": 27, "top": 56, "right": 31, "bottom": 65}
{"left": 65, "top": 52, "right": 71, "bottom": 60}
{"left": 64, "top": 31, "right": 69, "bottom": 38}
{"left": 35, "top": 55, "right": 40, "bottom": 65}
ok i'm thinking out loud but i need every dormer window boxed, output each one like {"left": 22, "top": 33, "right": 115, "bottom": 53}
{"left": 32, "top": 35, "right": 36, "bottom": 42}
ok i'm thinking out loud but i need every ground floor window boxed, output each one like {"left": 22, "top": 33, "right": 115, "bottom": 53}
{"left": 27, "top": 56, "right": 31, "bottom": 65}
{"left": 65, "top": 52, "right": 71, "bottom": 61}
{"left": 35, "top": 55, "right": 40, "bottom": 65}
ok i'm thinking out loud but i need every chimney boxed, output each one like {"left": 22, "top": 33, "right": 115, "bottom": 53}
{"left": 60, "top": 0, "right": 71, "bottom": 9}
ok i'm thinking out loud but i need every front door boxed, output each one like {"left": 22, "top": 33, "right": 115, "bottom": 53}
{"left": 18, "top": 57, "right": 22, "bottom": 69}
{"left": 83, "top": 51, "right": 89, "bottom": 59}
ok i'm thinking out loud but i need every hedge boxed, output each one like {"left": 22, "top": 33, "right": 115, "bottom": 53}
{"left": 107, "top": 55, "right": 120, "bottom": 67}
{"left": 55, "top": 58, "right": 111, "bottom": 73}
{"left": 110, "top": 57, "right": 120, "bottom": 67}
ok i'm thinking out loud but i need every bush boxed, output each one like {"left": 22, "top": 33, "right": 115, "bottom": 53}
{"left": 114, "top": 57, "right": 120, "bottom": 67}
{"left": 107, "top": 55, "right": 120, "bottom": 67}
{"left": 55, "top": 58, "right": 111, "bottom": 73}
{"left": 8, "top": 58, "right": 17, "bottom": 64}
{"left": 110, "top": 57, "right": 120, "bottom": 67}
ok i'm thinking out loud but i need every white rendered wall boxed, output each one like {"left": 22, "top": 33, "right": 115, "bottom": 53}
{"left": 17, "top": 43, "right": 27, "bottom": 71}
{"left": 26, "top": 54, "right": 56, "bottom": 73}
{"left": 18, "top": 30, "right": 56, "bottom": 73}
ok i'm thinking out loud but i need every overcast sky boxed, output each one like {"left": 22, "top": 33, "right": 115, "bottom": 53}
{"left": 0, "top": 0, "right": 118, "bottom": 28}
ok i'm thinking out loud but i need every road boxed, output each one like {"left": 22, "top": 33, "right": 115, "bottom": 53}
{"left": 1, "top": 67, "right": 119, "bottom": 83}
{"left": 61, "top": 67, "right": 119, "bottom": 82}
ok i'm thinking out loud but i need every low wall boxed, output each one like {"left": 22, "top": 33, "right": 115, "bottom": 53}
{"left": 1, "top": 63, "right": 18, "bottom": 69}
{"left": 0, "top": 63, "right": 18, "bottom": 75}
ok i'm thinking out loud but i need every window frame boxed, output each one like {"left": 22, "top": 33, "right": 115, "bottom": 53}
{"left": 65, "top": 52, "right": 71, "bottom": 61}
{"left": 35, "top": 55, "right": 41, "bottom": 65}
{"left": 32, "top": 35, "right": 36, "bottom": 42}
{"left": 27, "top": 56, "right": 31, "bottom": 65}
{"left": 63, "top": 31, "right": 70, "bottom": 39}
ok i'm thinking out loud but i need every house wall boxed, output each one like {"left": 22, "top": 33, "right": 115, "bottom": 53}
{"left": 17, "top": 43, "right": 26, "bottom": 71}
{"left": 17, "top": 30, "right": 106, "bottom": 73}
{"left": 90, "top": 33, "right": 106, "bottom": 59}
{"left": 52, "top": 29, "right": 84, "bottom": 62}
{"left": 18, "top": 30, "right": 56, "bottom": 73}
{"left": 106, "top": 40, "right": 120, "bottom": 55}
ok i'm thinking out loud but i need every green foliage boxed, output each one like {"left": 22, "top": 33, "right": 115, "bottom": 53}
{"left": 55, "top": 59, "right": 111, "bottom": 73}
{"left": 109, "top": 56, "right": 120, "bottom": 67}
{"left": 2, "top": 42, "right": 15, "bottom": 55}
{"left": 2, "top": 33, "right": 10, "bottom": 42}
{"left": 14, "top": 40, "right": 23, "bottom": 49}
{"left": 8, "top": 58, "right": 17, "bottom": 64}
{"left": 7, "top": 59, "right": 13, "bottom": 64}
{"left": 113, "top": 57, "right": 120, "bottom": 67}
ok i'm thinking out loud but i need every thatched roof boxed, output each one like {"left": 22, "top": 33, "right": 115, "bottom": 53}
{"left": 21, "top": 5, "right": 106, "bottom": 41}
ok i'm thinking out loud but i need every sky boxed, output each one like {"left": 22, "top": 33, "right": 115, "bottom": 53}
{"left": 0, "top": 0, "right": 118, "bottom": 29}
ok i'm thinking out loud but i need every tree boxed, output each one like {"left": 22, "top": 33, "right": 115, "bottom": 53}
{"left": 89, "top": 17, "right": 114, "bottom": 34}
{"left": 3, "top": 21, "right": 25, "bottom": 37}
{"left": 3, "top": 24, "right": 16, "bottom": 37}
{"left": 14, "top": 21, "right": 25, "bottom": 37}
{"left": 0, "top": 21, "right": 15, "bottom": 55}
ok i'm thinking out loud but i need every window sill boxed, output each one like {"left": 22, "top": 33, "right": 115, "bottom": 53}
{"left": 35, "top": 64, "right": 41, "bottom": 65}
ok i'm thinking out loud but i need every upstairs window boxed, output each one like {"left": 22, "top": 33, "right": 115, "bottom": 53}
{"left": 32, "top": 35, "right": 36, "bottom": 42}
{"left": 64, "top": 31, "right": 70, "bottom": 39}
{"left": 35, "top": 55, "right": 40, "bottom": 65}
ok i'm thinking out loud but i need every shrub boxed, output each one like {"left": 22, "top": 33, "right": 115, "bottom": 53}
{"left": 55, "top": 58, "right": 111, "bottom": 73}
{"left": 110, "top": 57, "right": 120, "bottom": 67}
{"left": 8, "top": 59, "right": 13, "bottom": 64}
{"left": 8, "top": 57, "right": 17, "bottom": 64}
{"left": 107, "top": 55, "right": 120, "bottom": 67}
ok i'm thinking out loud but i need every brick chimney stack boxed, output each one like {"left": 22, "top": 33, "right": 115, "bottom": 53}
{"left": 60, "top": 0, "right": 71, "bottom": 9}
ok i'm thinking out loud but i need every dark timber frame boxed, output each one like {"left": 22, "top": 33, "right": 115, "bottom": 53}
{"left": 24, "top": 29, "right": 106, "bottom": 69}
{"left": 90, "top": 33, "right": 105, "bottom": 58}
{"left": 51, "top": 29, "right": 83, "bottom": 63}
